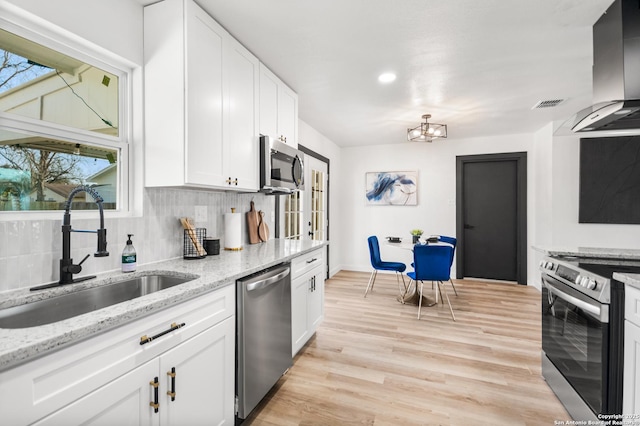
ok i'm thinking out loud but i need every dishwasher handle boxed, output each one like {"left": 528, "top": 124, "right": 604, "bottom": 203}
{"left": 245, "top": 268, "right": 290, "bottom": 292}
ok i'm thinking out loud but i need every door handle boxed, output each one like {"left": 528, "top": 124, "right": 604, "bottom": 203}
{"left": 464, "top": 224, "right": 475, "bottom": 229}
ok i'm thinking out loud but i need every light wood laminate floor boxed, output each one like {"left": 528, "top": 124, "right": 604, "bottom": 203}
{"left": 244, "top": 270, "right": 570, "bottom": 425}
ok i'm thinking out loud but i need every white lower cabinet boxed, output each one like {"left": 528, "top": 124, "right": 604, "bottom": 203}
{"left": 624, "top": 285, "right": 640, "bottom": 415}
{"left": 624, "top": 319, "right": 640, "bottom": 415}
{"left": 291, "top": 248, "right": 325, "bottom": 356}
{"left": 0, "top": 285, "right": 235, "bottom": 425}
{"left": 159, "top": 318, "right": 234, "bottom": 425}
{"left": 33, "top": 360, "right": 159, "bottom": 425}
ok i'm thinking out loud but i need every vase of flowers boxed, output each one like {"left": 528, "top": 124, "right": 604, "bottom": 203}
{"left": 410, "top": 229, "right": 423, "bottom": 244}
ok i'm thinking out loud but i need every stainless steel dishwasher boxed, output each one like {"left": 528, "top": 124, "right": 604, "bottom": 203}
{"left": 236, "top": 263, "right": 292, "bottom": 421}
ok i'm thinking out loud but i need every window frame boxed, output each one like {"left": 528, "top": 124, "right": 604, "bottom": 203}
{"left": 0, "top": 9, "right": 133, "bottom": 220}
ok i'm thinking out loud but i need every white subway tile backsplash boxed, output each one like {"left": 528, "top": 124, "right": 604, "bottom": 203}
{"left": 2, "top": 256, "right": 20, "bottom": 289}
{"left": 5, "top": 222, "right": 20, "bottom": 257}
{"left": 0, "top": 188, "right": 275, "bottom": 291}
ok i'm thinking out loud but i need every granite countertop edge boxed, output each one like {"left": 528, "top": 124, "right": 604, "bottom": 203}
{"left": 533, "top": 246, "right": 640, "bottom": 261}
{"left": 613, "top": 272, "right": 640, "bottom": 290}
{"left": 0, "top": 239, "right": 328, "bottom": 371}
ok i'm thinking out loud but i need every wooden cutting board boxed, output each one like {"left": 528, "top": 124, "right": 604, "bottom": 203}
{"left": 258, "top": 210, "right": 269, "bottom": 242}
{"left": 246, "top": 201, "right": 261, "bottom": 244}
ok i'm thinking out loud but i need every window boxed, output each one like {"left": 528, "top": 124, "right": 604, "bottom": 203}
{"left": 0, "top": 24, "right": 128, "bottom": 213}
{"left": 283, "top": 192, "right": 302, "bottom": 239}
{"left": 310, "top": 169, "right": 326, "bottom": 241}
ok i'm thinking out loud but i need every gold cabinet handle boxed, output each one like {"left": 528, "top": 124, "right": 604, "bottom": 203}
{"left": 150, "top": 377, "right": 159, "bottom": 413}
{"left": 167, "top": 367, "right": 176, "bottom": 401}
{"left": 140, "top": 322, "right": 186, "bottom": 345}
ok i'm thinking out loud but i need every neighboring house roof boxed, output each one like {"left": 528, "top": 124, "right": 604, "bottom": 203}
{"left": 33, "top": 183, "right": 84, "bottom": 200}
{"left": 87, "top": 163, "right": 116, "bottom": 181}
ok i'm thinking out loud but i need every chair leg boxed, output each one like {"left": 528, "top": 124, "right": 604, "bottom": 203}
{"left": 438, "top": 281, "right": 456, "bottom": 321}
{"left": 364, "top": 270, "right": 377, "bottom": 297}
{"left": 396, "top": 272, "right": 407, "bottom": 298}
{"left": 418, "top": 282, "right": 424, "bottom": 319}
{"left": 433, "top": 281, "right": 439, "bottom": 304}
{"left": 449, "top": 278, "right": 458, "bottom": 296}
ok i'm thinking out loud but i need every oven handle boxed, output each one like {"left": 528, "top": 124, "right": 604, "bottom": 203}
{"left": 544, "top": 279, "right": 608, "bottom": 323}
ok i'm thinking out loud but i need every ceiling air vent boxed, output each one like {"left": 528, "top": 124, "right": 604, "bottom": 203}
{"left": 532, "top": 99, "right": 565, "bottom": 109}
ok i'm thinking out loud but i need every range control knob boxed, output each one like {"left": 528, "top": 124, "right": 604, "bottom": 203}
{"left": 575, "top": 275, "right": 583, "bottom": 285}
{"left": 586, "top": 279, "right": 597, "bottom": 290}
{"left": 581, "top": 276, "right": 590, "bottom": 287}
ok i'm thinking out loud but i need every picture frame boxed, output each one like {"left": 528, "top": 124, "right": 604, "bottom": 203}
{"left": 365, "top": 171, "right": 418, "bottom": 205}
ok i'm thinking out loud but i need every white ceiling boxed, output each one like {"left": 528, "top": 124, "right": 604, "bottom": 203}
{"left": 140, "top": 0, "right": 614, "bottom": 147}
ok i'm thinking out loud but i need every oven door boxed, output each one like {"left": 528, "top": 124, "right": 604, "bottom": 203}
{"left": 541, "top": 273, "right": 609, "bottom": 415}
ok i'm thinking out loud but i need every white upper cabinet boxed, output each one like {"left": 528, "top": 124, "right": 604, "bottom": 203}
{"left": 224, "top": 36, "right": 260, "bottom": 190}
{"left": 144, "top": 0, "right": 259, "bottom": 191}
{"left": 259, "top": 64, "right": 298, "bottom": 147}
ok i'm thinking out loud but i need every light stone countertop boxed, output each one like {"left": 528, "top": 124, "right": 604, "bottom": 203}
{"left": 613, "top": 272, "right": 640, "bottom": 291}
{"left": 0, "top": 239, "right": 328, "bottom": 371}
{"left": 533, "top": 246, "right": 640, "bottom": 261}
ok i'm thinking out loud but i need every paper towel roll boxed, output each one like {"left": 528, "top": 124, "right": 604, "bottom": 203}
{"left": 224, "top": 210, "right": 242, "bottom": 250}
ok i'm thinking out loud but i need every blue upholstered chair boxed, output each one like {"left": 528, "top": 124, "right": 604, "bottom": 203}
{"left": 407, "top": 244, "right": 456, "bottom": 321}
{"left": 364, "top": 236, "right": 407, "bottom": 298}
{"left": 437, "top": 235, "right": 458, "bottom": 296}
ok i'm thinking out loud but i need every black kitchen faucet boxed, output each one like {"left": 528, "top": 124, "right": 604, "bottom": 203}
{"left": 30, "top": 185, "right": 109, "bottom": 291}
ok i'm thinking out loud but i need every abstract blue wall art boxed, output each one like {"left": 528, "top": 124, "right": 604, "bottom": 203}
{"left": 365, "top": 171, "right": 418, "bottom": 205}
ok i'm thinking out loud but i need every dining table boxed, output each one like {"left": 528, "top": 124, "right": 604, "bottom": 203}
{"left": 384, "top": 237, "right": 444, "bottom": 307}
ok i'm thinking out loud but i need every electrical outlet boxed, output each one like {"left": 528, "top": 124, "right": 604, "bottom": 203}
{"left": 195, "top": 205, "right": 207, "bottom": 223}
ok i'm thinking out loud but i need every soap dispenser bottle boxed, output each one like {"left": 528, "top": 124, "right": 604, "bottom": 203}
{"left": 122, "top": 234, "right": 137, "bottom": 273}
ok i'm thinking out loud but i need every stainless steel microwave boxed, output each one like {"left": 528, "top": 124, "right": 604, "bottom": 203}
{"left": 260, "top": 135, "right": 304, "bottom": 193}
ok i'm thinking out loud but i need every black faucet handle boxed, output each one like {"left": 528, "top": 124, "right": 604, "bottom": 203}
{"left": 65, "top": 253, "right": 90, "bottom": 275}
{"left": 78, "top": 253, "right": 91, "bottom": 266}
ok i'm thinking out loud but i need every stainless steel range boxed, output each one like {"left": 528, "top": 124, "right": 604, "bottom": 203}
{"left": 539, "top": 256, "right": 640, "bottom": 420}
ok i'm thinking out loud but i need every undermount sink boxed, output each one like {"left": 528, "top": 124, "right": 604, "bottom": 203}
{"left": 0, "top": 273, "right": 197, "bottom": 329}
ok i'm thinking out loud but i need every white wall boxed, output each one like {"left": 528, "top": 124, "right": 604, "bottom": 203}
{"left": 298, "top": 120, "right": 342, "bottom": 277}
{"left": 528, "top": 123, "right": 555, "bottom": 290}
{"left": 338, "top": 133, "right": 536, "bottom": 281}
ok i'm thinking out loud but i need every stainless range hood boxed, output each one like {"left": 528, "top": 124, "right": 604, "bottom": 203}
{"left": 571, "top": 0, "right": 640, "bottom": 133}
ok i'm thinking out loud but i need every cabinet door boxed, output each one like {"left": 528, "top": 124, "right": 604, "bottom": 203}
{"left": 624, "top": 320, "right": 640, "bottom": 415}
{"left": 224, "top": 37, "right": 259, "bottom": 190}
{"left": 278, "top": 83, "right": 298, "bottom": 147}
{"left": 33, "top": 361, "right": 158, "bottom": 426}
{"left": 308, "top": 270, "right": 324, "bottom": 333}
{"left": 291, "top": 274, "right": 310, "bottom": 356}
{"left": 160, "top": 317, "right": 235, "bottom": 426}
{"left": 259, "top": 64, "right": 279, "bottom": 138}
{"left": 258, "top": 64, "right": 298, "bottom": 147}
{"left": 184, "top": 0, "right": 226, "bottom": 186}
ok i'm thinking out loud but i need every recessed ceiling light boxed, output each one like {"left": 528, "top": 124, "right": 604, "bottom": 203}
{"left": 378, "top": 72, "right": 396, "bottom": 83}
